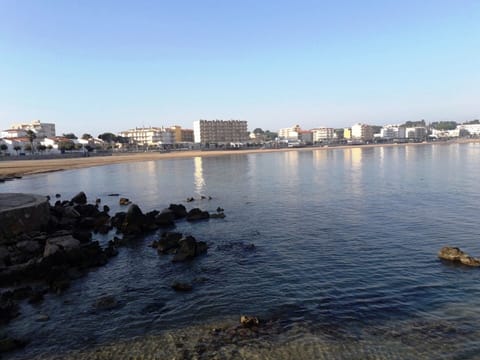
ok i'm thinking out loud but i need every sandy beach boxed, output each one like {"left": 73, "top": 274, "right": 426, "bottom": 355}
{"left": 0, "top": 140, "right": 477, "bottom": 178}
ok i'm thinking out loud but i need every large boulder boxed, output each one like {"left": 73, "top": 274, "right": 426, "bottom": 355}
{"left": 43, "top": 235, "right": 81, "bottom": 257}
{"left": 121, "top": 204, "right": 146, "bottom": 234}
{"left": 157, "top": 232, "right": 183, "bottom": 253}
{"left": 154, "top": 210, "right": 175, "bottom": 227}
{"left": 438, "top": 246, "right": 480, "bottom": 267}
{"left": 168, "top": 204, "right": 187, "bottom": 219}
{"left": 186, "top": 208, "right": 210, "bottom": 222}
{"left": 172, "top": 236, "right": 207, "bottom": 262}
{"left": 70, "top": 192, "right": 87, "bottom": 205}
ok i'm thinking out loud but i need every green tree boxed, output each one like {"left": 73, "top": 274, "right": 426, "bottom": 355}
{"left": 253, "top": 128, "right": 264, "bottom": 135}
{"left": 98, "top": 132, "right": 118, "bottom": 143}
{"left": 26, "top": 130, "right": 36, "bottom": 153}
{"left": 24, "top": 144, "right": 32, "bottom": 153}
{"left": 38, "top": 144, "right": 47, "bottom": 153}
{"left": 464, "top": 119, "right": 480, "bottom": 125}
{"left": 430, "top": 121, "right": 457, "bottom": 130}
{"left": 81, "top": 133, "right": 92, "bottom": 140}
{"left": 63, "top": 133, "right": 78, "bottom": 139}
{"left": 0, "top": 144, "right": 7, "bottom": 155}
{"left": 13, "top": 145, "right": 21, "bottom": 155}
{"left": 47, "top": 144, "right": 53, "bottom": 152}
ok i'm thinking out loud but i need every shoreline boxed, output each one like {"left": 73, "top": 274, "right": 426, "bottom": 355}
{"left": 0, "top": 139, "right": 478, "bottom": 178}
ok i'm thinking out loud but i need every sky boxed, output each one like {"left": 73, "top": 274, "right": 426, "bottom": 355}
{"left": 0, "top": 0, "right": 479, "bottom": 137}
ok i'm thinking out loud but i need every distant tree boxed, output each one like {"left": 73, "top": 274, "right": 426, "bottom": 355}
{"left": 81, "top": 133, "right": 92, "bottom": 140}
{"left": 253, "top": 128, "right": 265, "bottom": 135}
{"left": 371, "top": 125, "right": 382, "bottom": 135}
{"left": 74, "top": 143, "right": 83, "bottom": 150}
{"left": 464, "top": 119, "right": 480, "bottom": 125}
{"left": 430, "top": 121, "right": 457, "bottom": 131}
{"left": 26, "top": 130, "right": 36, "bottom": 153}
{"left": 98, "top": 132, "right": 118, "bottom": 143}
{"left": 63, "top": 133, "right": 78, "bottom": 139}
{"left": 116, "top": 136, "right": 130, "bottom": 144}
{"left": 264, "top": 130, "right": 278, "bottom": 141}
{"left": 59, "top": 141, "right": 74, "bottom": 152}
{"left": 47, "top": 144, "right": 53, "bottom": 152}
{"left": 334, "top": 129, "right": 344, "bottom": 139}
{"left": 24, "top": 144, "right": 32, "bottom": 153}
{"left": 38, "top": 144, "right": 47, "bottom": 153}
{"left": 85, "top": 144, "right": 93, "bottom": 152}
{"left": 13, "top": 145, "right": 21, "bottom": 155}
{"left": 0, "top": 144, "right": 7, "bottom": 155}
{"left": 403, "top": 119, "right": 426, "bottom": 127}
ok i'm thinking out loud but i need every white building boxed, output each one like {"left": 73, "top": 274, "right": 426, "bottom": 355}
{"left": 379, "top": 125, "right": 406, "bottom": 140}
{"left": 278, "top": 125, "right": 301, "bottom": 141}
{"left": 193, "top": 120, "right": 248, "bottom": 145}
{"left": 457, "top": 124, "right": 480, "bottom": 136}
{"left": 1, "top": 129, "right": 28, "bottom": 138}
{"left": 351, "top": 123, "right": 374, "bottom": 141}
{"left": 312, "top": 127, "right": 335, "bottom": 142}
{"left": 119, "top": 127, "right": 174, "bottom": 147}
{"left": 10, "top": 120, "right": 56, "bottom": 139}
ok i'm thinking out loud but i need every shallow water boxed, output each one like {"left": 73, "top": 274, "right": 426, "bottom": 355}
{"left": 2, "top": 143, "right": 480, "bottom": 359}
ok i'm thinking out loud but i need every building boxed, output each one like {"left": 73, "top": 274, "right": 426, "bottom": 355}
{"left": 1, "top": 129, "right": 28, "bottom": 138}
{"left": 10, "top": 120, "right": 56, "bottom": 139}
{"left": 379, "top": 125, "right": 406, "bottom": 140}
{"left": 457, "top": 124, "right": 480, "bottom": 136}
{"left": 119, "top": 127, "right": 174, "bottom": 147}
{"left": 298, "top": 130, "right": 313, "bottom": 144}
{"left": 405, "top": 127, "right": 427, "bottom": 140}
{"left": 344, "top": 128, "right": 352, "bottom": 140}
{"left": 312, "top": 127, "right": 335, "bottom": 142}
{"left": 351, "top": 123, "right": 374, "bottom": 141}
{"left": 278, "top": 125, "right": 301, "bottom": 141}
{"left": 193, "top": 120, "right": 248, "bottom": 145}
{"left": 170, "top": 125, "right": 194, "bottom": 143}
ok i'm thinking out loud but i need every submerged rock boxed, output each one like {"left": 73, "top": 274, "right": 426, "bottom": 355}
{"left": 240, "top": 315, "right": 260, "bottom": 328}
{"left": 438, "top": 246, "right": 480, "bottom": 267}
{"left": 94, "top": 295, "right": 118, "bottom": 310}
{"left": 171, "top": 282, "right": 193, "bottom": 292}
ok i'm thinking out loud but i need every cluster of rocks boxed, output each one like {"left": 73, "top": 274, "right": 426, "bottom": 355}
{"left": 152, "top": 232, "right": 208, "bottom": 262}
{"left": 0, "top": 175, "right": 22, "bottom": 183}
{"left": 438, "top": 246, "right": 480, "bottom": 266}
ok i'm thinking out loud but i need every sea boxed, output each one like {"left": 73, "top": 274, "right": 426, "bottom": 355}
{"left": 2, "top": 142, "right": 480, "bottom": 359}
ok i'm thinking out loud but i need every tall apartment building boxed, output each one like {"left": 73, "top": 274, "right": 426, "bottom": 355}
{"left": 405, "top": 127, "right": 427, "bottom": 140}
{"left": 193, "top": 120, "right": 248, "bottom": 145}
{"left": 312, "top": 127, "right": 335, "bottom": 142}
{"left": 170, "top": 125, "right": 194, "bottom": 143}
{"left": 351, "top": 123, "right": 374, "bottom": 141}
{"left": 119, "top": 127, "right": 174, "bottom": 146}
{"left": 10, "top": 120, "right": 56, "bottom": 139}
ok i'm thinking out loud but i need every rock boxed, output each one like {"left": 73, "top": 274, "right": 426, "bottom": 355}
{"left": 71, "top": 192, "right": 87, "bottom": 205}
{"left": 36, "top": 313, "right": 50, "bottom": 322}
{"left": 119, "top": 198, "right": 131, "bottom": 206}
{"left": 108, "top": 193, "right": 120, "bottom": 196}
{"left": 72, "top": 229, "right": 92, "bottom": 243}
{"left": 186, "top": 197, "right": 194, "bottom": 202}
{"left": 438, "top": 247, "right": 465, "bottom": 261}
{"left": 168, "top": 204, "right": 187, "bottom": 219}
{"left": 171, "top": 282, "right": 193, "bottom": 292}
{"left": 157, "top": 232, "right": 183, "bottom": 253}
{"left": 172, "top": 236, "right": 197, "bottom": 262}
{"left": 0, "top": 298, "right": 20, "bottom": 324}
{"left": 186, "top": 208, "right": 210, "bottom": 222}
{"left": 103, "top": 205, "right": 110, "bottom": 213}
{"left": 240, "top": 315, "right": 260, "bottom": 328}
{"left": 94, "top": 295, "right": 118, "bottom": 310}
{"left": 121, "top": 204, "right": 147, "bottom": 234}
{"left": 210, "top": 213, "right": 225, "bottom": 219}
{"left": 28, "top": 289, "right": 45, "bottom": 304}
{"left": 95, "top": 198, "right": 101, "bottom": 204}
{"left": 63, "top": 206, "right": 81, "bottom": 219}
{"left": 43, "top": 235, "right": 81, "bottom": 257}
{"left": 195, "top": 241, "right": 208, "bottom": 256}
{"left": 16, "top": 240, "right": 41, "bottom": 253}
{"left": 216, "top": 207, "right": 224, "bottom": 212}
{"left": 55, "top": 194, "right": 61, "bottom": 198}
{"left": 438, "top": 246, "right": 480, "bottom": 267}
{"left": 154, "top": 210, "right": 175, "bottom": 227}
{"left": 460, "top": 255, "right": 480, "bottom": 267}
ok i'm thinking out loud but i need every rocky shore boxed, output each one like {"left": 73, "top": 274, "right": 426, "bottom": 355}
{"left": 0, "top": 191, "right": 227, "bottom": 355}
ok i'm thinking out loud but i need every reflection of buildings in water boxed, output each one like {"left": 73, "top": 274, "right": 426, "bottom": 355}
{"left": 283, "top": 151, "right": 299, "bottom": 182}
{"left": 343, "top": 147, "right": 363, "bottom": 198}
{"left": 194, "top": 156, "right": 205, "bottom": 195}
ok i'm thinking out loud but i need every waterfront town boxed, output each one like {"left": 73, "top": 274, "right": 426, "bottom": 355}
{"left": 0, "top": 119, "right": 479, "bottom": 157}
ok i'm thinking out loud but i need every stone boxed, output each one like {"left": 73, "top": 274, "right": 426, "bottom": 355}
{"left": 186, "top": 208, "right": 210, "bottom": 222}
{"left": 438, "top": 247, "right": 465, "bottom": 261}
{"left": 240, "top": 315, "right": 260, "bottom": 328}
{"left": 172, "top": 236, "right": 199, "bottom": 262}
{"left": 0, "top": 336, "right": 27, "bottom": 354}
{"left": 119, "top": 197, "right": 131, "bottom": 206}
{"left": 71, "top": 191, "right": 87, "bottom": 205}
{"left": 16, "top": 240, "right": 41, "bottom": 253}
{"left": 43, "top": 235, "right": 81, "bottom": 257}
{"left": 154, "top": 210, "right": 175, "bottom": 227}
{"left": 157, "top": 232, "right": 183, "bottom": 253}
{"left": 94, "top": 295, "right": 118, "bottom": 310}
{"left": 36, "top": 313, "right": 50, "bottom": 322}
{"left": 168, "top": 204, "right": 187, "bottom": 218}
{"left": 460, "top": 255, "right": 480, "bottom": 267}
{"left": 210, "top": 213, "right": 225, "bottom": 219}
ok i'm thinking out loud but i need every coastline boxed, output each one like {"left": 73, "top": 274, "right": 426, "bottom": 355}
{"left": 0, "top": 139, "right": 478, "bottom": 178}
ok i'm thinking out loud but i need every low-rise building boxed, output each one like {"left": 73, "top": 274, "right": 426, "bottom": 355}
{"left": 379, "top": 125, "right": 406, "bottom": 140}
{"left": 119, "top": 127, "right": 174, "bottom": 147}
{"left": 1, "top": 129, "right": 28, "bottom": 138}
{"left": 405, "top": 127, "right": 427, "bottom": 140}
{"left": 278, "top": 125, "right": 301, "bottom": 141}
{"left": 457, "top": 124, "right": 480, "bottom": 136}
{"left": 10, "top": 120, "right": 56, "bottom": 139}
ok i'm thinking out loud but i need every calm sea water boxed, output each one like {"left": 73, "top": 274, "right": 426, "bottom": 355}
{"left": 2, "top": 143, "right": 480, "bottom": 359}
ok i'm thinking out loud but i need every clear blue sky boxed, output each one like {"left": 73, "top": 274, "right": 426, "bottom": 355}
{"left": 0, "top": 0, "right": 479, "bottom": 136}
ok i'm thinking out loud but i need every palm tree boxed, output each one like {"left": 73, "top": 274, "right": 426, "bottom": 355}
{"left": 13, "top": 145, "right": 21, "bottom": 155}
{"left": 26, "top": 130, "right": 37, "bottom": 154}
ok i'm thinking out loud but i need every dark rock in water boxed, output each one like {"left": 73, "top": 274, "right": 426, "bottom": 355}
{"left": 171, "top": 282, "right": 193, "bottom": 292}
{"left": 11, "top": 286, "right": 33, "bottom": 301}
{"left": 55, "top": 194, "right": 61, "bottom": 198}
{"left": 71, "top": 192, "right": 87, "bottom": 205}
{"left": 28, "top": 289, "right": 45, "bottom": 304}
{"left": 103, "top": 205, "right": 110, "bottom": 214}
{"left": 0, "top": 336, "right": 27, "bottom": 354}
{"left": 121, "top": 204, "right": 147, "bottom": 234}
{"left": 157, "top": 232, "right": 183, "bottom": 253}
{"left": 94, "top": 295, "right": 118, "bottom": 310}
{"left": 72, "top": 229, "right": 92, "bottom": 243}
{"left": 438, "top": 246, "right": 480, "bottom": 266}
{"left": 154, "top": 210, "right": 175, "bottom": 227}
{"left": 119, "top": 197, "right": 131, "bottom": 206}
{"left": 108, "top": 193, "right": 120, "bottom": 196}
{"left": 111, "top": 212, "right": 126, "bottom": 229}
{"left": 74, "top": 204, "right": 99, "bottom": 217}
{"left": 168, "top": 204, "right": 187, "bottom": 219}
{"left": 210, "top": 213, "right": 225, "bottom": 219}
{"left": 240, "top": 315, "right": 260, "bottom": 328}
{"left": 216, "top": 207, "right": 224, "bottom": 213}
{"left": 49, "top": 276, "right": 70, "bottom": 294}
{"left": 186, "top": 208, "right": 210, "bottom": 222}
{"left": 186, "top": 197, "right": 194, "bottom": 202}
{"left": 172, "top": 236, "right": 207, "bottom": 262}
{"left": 95, "top": 198, "right": 101, "bottom": 204}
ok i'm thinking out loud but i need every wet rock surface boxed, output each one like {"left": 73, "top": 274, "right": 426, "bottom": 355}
{"left": 438, "top": 246, "right": 480, "bottom": 266}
